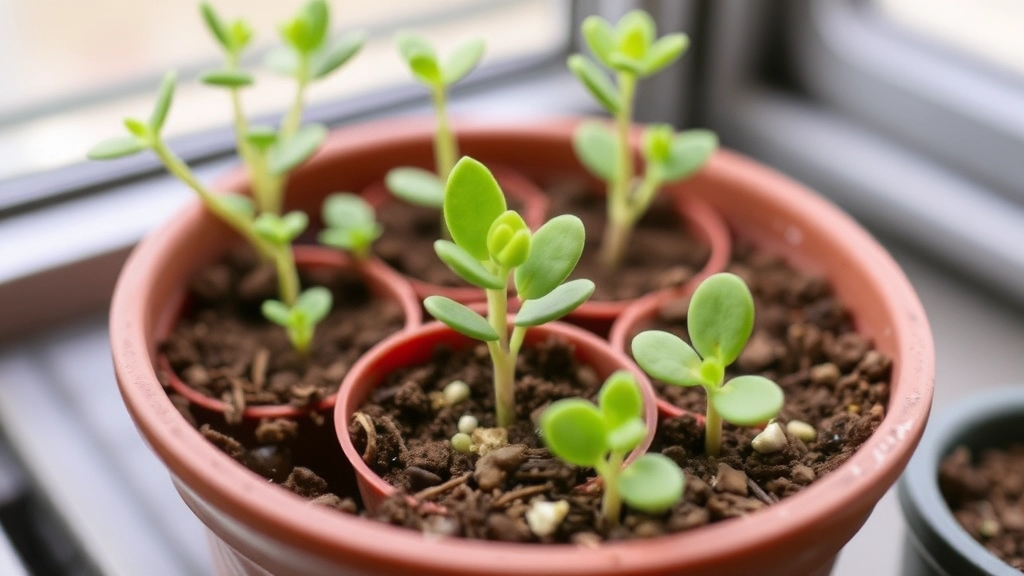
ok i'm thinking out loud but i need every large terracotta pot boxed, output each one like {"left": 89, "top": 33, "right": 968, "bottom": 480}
{"left": 110, "top": 118, "right": 933, "bottom": 576}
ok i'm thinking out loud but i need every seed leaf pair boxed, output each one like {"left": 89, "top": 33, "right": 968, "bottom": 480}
{"left": 262, "top": 287, "right": 333, "bottom": 356}
{"left": 397, "top": 33, "right": 485, "bottom": 88}
{"left": 319, "top": 193, "right": 382, "bottom": 260}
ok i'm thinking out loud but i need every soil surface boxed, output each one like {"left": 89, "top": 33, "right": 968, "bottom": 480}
{"left": 160, "top": 247, "right": 404, "bottom": 422}
{"left": 940, "top": 444, "right": 1024, "bottom": 572}
{"left": 549, "top": 181, "right": 711, "bottom": 302}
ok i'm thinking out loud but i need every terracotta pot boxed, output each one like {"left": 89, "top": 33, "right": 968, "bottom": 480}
{"left": 362, "top": 165, "right": 550, "bottom": 305}
{"left": 334, "top": 319, "right": 659, "bottom": 512}
{"left": 898, "top": 388, "right": 1024, "bottom": 576}
{"left": 111, "top": 119, "right": 933, "bottom": 576}
{"left": 160, "top": 245, "right": 422, "bottom": 421}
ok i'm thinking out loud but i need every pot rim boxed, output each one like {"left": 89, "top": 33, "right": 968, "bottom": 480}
{"left": 898, "top": 387, "right": 1024, "bottom": 576}
{"left": 110, "top": 116, "right": 934, "bottom": 575}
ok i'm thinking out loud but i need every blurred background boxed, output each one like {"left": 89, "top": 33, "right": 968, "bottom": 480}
{"left": 0, "top": 1, "right": 1023, "bottom": 574}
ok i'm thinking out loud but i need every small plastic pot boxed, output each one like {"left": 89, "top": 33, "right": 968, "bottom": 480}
{"left": 361, "top": 165, "right": 550, "bottom": 305}
{"left": 898, "top": 388, "right": 1024, "bottom": 576}
{"left": 334, "top": 319, "right": 659, "bottom": 512}
{"left": 160, "top": 245, "right": 422, "bottom": 421}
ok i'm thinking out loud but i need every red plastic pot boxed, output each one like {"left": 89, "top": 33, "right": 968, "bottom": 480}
{"left": 160, "top": 245, "right": 421, "bottom": 421}
{"left": 111, "top": 118, "right": 933, "bottom": 576}
{"left": 334, "top": 319, "right": 659, "bottom": 512}
{"left": 362, "top": 165, "right": 550, "bottom": 305}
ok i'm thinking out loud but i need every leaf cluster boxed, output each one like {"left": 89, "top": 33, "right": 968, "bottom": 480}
{"left": 262, "top": 287, "right": 333, "bottom": 356}
{"left": 396, "top": 33, "right": 485, "bottom": 90}
{"left": 318, "top": 193, "right": 382, "bottom": 260}
{"left": 574, "top": 121, "right": 717, "bottom": 185}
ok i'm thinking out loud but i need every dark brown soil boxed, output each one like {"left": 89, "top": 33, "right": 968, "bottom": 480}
{"left": 549, "top": 181, "right": 710, "bottom": 302}
{"left": 940, "top": 444, "right": 1024, "bottom": 572}
{"left": 160, "top": 246, "right": 404, "bottom": 421}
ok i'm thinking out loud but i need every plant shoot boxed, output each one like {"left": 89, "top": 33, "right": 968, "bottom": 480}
{"left": 319, "top": 193, "right": 383, "bottom": 260}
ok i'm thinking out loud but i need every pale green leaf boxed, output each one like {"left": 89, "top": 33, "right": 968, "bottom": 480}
{"left": 619, "top": 453, "right": 685, "bottom": 513}
{"left": 539, "top": 399, "right": 608, "bottom": 467}
{"left": 581, "top": 16, "right": 616, "bottom": 68}
{"left": 214, "top": 194, "right": 255, "bottom": 220}
{"left": 267, "top": 123, "right": 327, "bottom": 175}
{"left": 599, "top": 370, "right": 643, "bottom": 428}
{"left": 261, "top": 299, "right": 291, "bottom": 326}
{"left": 385, "top": 167, "right": 444, "bottom": 208}
{"left": 433, "top": 240, "right": 505, "bottom": 289}
{"left": 630, "top": 330, "right": 704, "bottom": 387}
{"left": 311, "top": 31, "right": 366, "bottom": 79}
{"left": 443, "top": 157, "right": 506, "bottom": 260}
{"left": 567, "top": 54, "right": 620, "bottom": 115}
{"left": 572, "top": 121, "right": 618, "bottom": 182}
{"left": 200, "top": 2, "right": 231, "bottom": 50}
{"left": 442, "top": 38, "right": 485, "bottom": 85}
{"left": 661, "top": 129, "right": 718, "bottom": 182}
{"left": 641, "top": 33, "right": 689, "bottom": 76}
{"left": 87, "top": 136, "right": 146, "bottom": 160}
{"left": 607, "top": 418, "right": 647, "bottom": 454}
{"left": 295, "top": 286, "right": 332, "bottom": 323}
{"left": 615, "top": 10, "right": 655, "bottom": 59}
{"left": 514, "top": 279, "right": 594, "bottom": 327}
{"left": 688, "top": 273, "right": 754, "bottom": 366}
{"left": 149, "top": 71, "right": 177, "bottom": 133}
{"left": 515, "top": 215, "right": 585, "bottom": 300}
{"left": 322, "top": 193, "right": 376, "bottom": 229}
{"left": 424, "top": 296, "right": 499, "bottom": 342}
{"left": 200, "top": 69, "right": 254, "bottom": 88}
{"left": 712, "top": 375, "right": 784, "bottom": 426}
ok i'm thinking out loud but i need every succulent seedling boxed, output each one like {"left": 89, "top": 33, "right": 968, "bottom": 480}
{"left": 631, "top": 273, "right": 784, "bottom": 456}
{"left": 261, "top": 287, "right": 333, "bottom": 356}
{"left": 540, "top": 371, "right": 685, "bottom": 526}
{"left": 424, "top": 157, "right": 594, "bottom": 427}
{"left": 385, "top": 34, "right": 486, "bottom": 210}
{"left": 318, "top": 193, "right": 382, "bottom": 261}
{"left": 569, "top": 10, "right": 718, "bottom": 270}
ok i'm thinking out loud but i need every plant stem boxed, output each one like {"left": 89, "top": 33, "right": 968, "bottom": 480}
{"left": 263, "top": 56, "right": 311, "bottom": 215}
{"left": 599, "top": 452, "right": 625, "bottom": 526}
{"left": 600, "top": 72, "right": 637, "bottom": 271}
{"left": 486, "top": 268, "right": 516, "bottom": 428}
{"left": 600, "top": 210, "right": 633, "bottom": 271}
{"left": 272, "top": 241, "right": 300, "bottom": 306}
{"left": 626, "top": 166, "right": 663, "bottom": 224}
{"left": 705, "top": 401, "right": 723, "bottom": 457}
{"left": 431, "top": 85, "right": 457, "bottom": 180}
{"left": 224, "top": 53, "right": 275, "bottom": 216}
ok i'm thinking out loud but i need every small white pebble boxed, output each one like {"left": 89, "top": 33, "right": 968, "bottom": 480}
{"left": 751, "top": 422, "right": 787, "bottom": 454}
{"left": 457, "top": 414, "right": 479, "bottom": 435}
{"left": 451, "top": 432, "right": 473, "bottom": 454}
{"left": 525, "top": 500, "right": 570, "bottom": 537}
{"left": 443, "top": 380, "right": 470, "bottom": 405}
{"left": 786, "top": 420, "right": 817, "bottom": 442}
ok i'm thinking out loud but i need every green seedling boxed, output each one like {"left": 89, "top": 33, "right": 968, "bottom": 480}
{"left": 569, "top": 10, "right": 718, "bottom": 270}
{"left": 424, "top": 157, "right": 594, "bottom": 427}
{"left": 385, "top": 34, "right": 485, "bottom": 210}
{"left": 540, "top": 371, "right": 684, "bottom": 526}
{"left": 631, "top": 273, "right": 784, "bottom": 456}
{"left": 318, "top": 193, "right": 382, "bottom": 260}
{"left": 261, "top": 286, "right": 333, "bottom": 356}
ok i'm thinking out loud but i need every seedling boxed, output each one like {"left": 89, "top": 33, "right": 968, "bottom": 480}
{"left": 631, "top": 273, "right": 784, "bottom": 456}
{"left": 569, "top": 10, "right": 718, "bottom": 270}
{"left": 424, "top": 157, "right": 594, "bottom": 427}
{"left": 318, "top": 193, "right": 382, "bottom": 261}
{"left": 261, "top": 287, "right": 333, "bottom": 356}
{"left": 385, "top": 34, "right": 485, "bottom": 210}
{"left": 540, "top": 371, "right": 684, "bottom": 526}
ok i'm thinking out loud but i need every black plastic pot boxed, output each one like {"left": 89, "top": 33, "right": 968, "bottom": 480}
{"left": 898, "top": 387, "right": 1024, "bottom": 576}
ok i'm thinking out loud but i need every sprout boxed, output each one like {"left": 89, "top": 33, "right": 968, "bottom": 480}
{"left": 318, "top": 193, "right": 383, "bottom": 261}
{"left": 386, "top": 34, "right": 485, "bottom": 216}
{"left": 568, "top": 10, "right": 718, "bottom": 270}
{"left": 631, "top": 273, "right": 784, "bottom": 456}
{"left": 539, "top": 371, "right": 684, "bottom": 526}
{"left": 261, "top": 287, "right": 333, "bottom": 356}
{"left": 424, "top": 157, "right": 594, "bottom": 427}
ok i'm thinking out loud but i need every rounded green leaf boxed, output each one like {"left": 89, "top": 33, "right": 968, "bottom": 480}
{"left": 619, "top": 453, "right": 685, "bottom": 513}
{"left": 320, "top": 227, "right": 379, "bottom": 255}
{"left": 261, "top": 299, "right": 291, "bottom": 326}
{"left": 295, "top": 286, "right": 333, "bottom": 323}
{"left": 661, "top": 130, "right": 718, "bottom": 182}
{"left": 487, "top": 211, "right": 531, "bottom": 269}
{"left": 607, "top": 418, "right": 647, "bottom": 454}
{"left": 267, "top": 123, "right": 327, "bottom": 175}
{"left": 200, "top": 2, "right": 231, "bottom": 50}
{"left": 385, "top": 167, "right": 444, "bottom": 208}
{"left": 630, "top": 330, "right": 704, "bottom": 387}
{"left": 688, "top": 273, "right": 754, "bottom": 366}
{"left": 433, "top": 240, "right": 505, "bottom": 289}
{"left": 514, "top": 215, "right": 585, "bottom": 300}
{"left": 443, "top": 157, "right": 507, "bottom": 260}
{"left": 149, "top": 71, "right": 177, "bottom": 133}
{"left": 599, "top": 370, "right": 643, "bottom": 428}
{"left": 567, "top": 54, "right": 620, "bottom": 115}
{"left": 311, "top": 31, "right": 366, "bottom": 79}
{"left": 641, "top": 33, "right": 689, "bottom": 76}
{"left": 123, "top": 118, "right": 149, "bottom": 140}
{"left": 581, "top": 16, "right": 616, "bottom": 68}
{"left": 572, "top": 121, "right": 618, "bottom": 182}
{"left": 615, "top": 10, "right": 656, "bottom": 59}
{"left": 228, "top": 20, "right": 253, "bottom": 52}
{"left": 87, "top": 136, "right": 146, "bottom": 160}
{"left": 424, "top": 296, "right": 499, "bottom": 342}
{"left": 442, "top": 38, "right": 485, "bottom": 85}
{"left": 323, "top": 193, "right": 376, "bottom": 229}
{"left": 302, "top": 0, "right": 329, "bottom": 51}
{"left": 712, "top": 375, "right": 784, "bottom": 426}
{"left": 200, "top": 69, "right": 254, "bottom": 88}
{"left": 409, "top": 53, "right": 442, "bottom": 85}
{"left": 253, "top": 214, "right": 288, "bottom": 245}
{"left": 281, "top": 211, "right": 308, "bottom": 240}
{"left": 539, "top": 399, "right": 608, "bottom": 467}
{"left": 514, "top": 279, "right": 594, "bottom": 327}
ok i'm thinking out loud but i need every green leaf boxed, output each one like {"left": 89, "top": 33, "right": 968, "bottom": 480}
{"left": 124, "top": 118, "right": 150, "bottom": 139}
{"left": 87, "top": 136, "right": 146, "bottom": 160}
{"left": 200, "top": 2, "right": 231, "bottom": 50}
{"left": 322, "top": 192, "right": 376, "bottom": 230}
{"left": 615, "top": 10, "right": 656, "bottom": 60}
{"left": 443, "top": 157, "right": 507, "bottom": 261}
{"left": 642, "top": 124, "right": 674, "bottom": 163}
{"left": 608, "top": 53, "right": 645, "bottom": 76}
{"left": 599, "top": 370, "right": 643, "bottom": 428}
{"left": 712, "top": 375, "right": 784, "bottom": 426}
{"left": 514, "top": 215, "right": 585, "bottom": 300}
{"left": 267, "top": 123, "right": 327, "bottom": 175}
{"left": 265, "top": 46, "right": 300, "bottom": 76}
{"left": 572, "top": 121, "right": 618, "bottom": 182}
{"left": 581, "top": 16, "right": 616, "bottom": 68}
{"left": 302, "top": 0, "right": 329, "bottom": 51}
{"left": 261, "top": 299, "right": 291, "bottom": 326}
{"left": 688, "top": 273, "right": 754, "bottom": 366}
{"left": 619, "top": 453, "right": 685, "bottom": 513}
{"left": 228, "top": 20, "right": 253, "bottom": 52}
{"left": 385, "top": 167, "right": 444, "bottom": 208}
{"left": 253, "top": 213, "right": 289, "bottom": 245}
{"left": 487, "top": 211, "right": 531, "bottom": 269}
{"left": 515, "top": 279, "right": 594, "bottom": 327}
{"left": 538, "top": 399, "right": 608, "bottom": 467}
{"left": 200, "top": 69, "right": 254, "bottom": 88}
{"left": 567, "top": 54, "right": 620, "bottom": 115}
{"left": 433, "top": 240, "right": 505, "bottom": 289}
{"left": 442, "top": 38, "right": 485, "bottom": 85}
{"left": 641, "top": 33, "right": 689, "bottom": 76}
{"left": 294, "top": 286, "right": 332, "bottom": 324}
{"left": 320, "top": 226, "right": 381, "bottom": 256}
{"left": 149, "top": 71, "right": 177, "bottom": 133}
{"left": 396, "top": 32, "right": 436, "bottom": 65}
{"left": 661, "top": 129, "right": 718, "bottom": 182}
{"left": 424, "top": 296, "right": 499, "bottom": 342}
{"left": 607, "top": 418, "right": 647, "bottom": 453}
{"left": 409, "top": 53, "right": 442, "bottom": 85}
{"left": 311, "top": 30, "right": 366, "bottom": 79}
{"left": 245, "top": 125, "right": 277, "bottom": 150}
{"left": 281, "top": 211, "right": 308, "bottom": 240}
{"left": 630, "top": 330, "right": 705, "bottom": 387}
{"left": 214, "top": 194, "right": 255, "bottom": 220}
